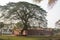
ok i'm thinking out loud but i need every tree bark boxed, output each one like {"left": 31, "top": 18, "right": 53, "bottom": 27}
{"left": 21, "top": 23, "right": 28, "bottom": 36}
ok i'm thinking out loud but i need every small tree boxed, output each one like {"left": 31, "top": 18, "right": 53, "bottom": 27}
{"left": 55, "top": 20, "right": 60, "bottom": 29}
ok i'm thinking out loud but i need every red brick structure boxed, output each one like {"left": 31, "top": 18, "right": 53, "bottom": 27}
{"left": 27, "top": 28, "right": 53, "bottom": 36}
{"left": 13, "top": 28, "right": 54, "bottom": 36}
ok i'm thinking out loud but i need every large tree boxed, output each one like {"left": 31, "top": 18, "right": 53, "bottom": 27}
{"left": 0, "top": 2, "right": 47, "bottom": 35}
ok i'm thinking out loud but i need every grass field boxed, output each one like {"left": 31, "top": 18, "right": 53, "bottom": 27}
{"left": 0, "top": 35, "right": 60, "bottom": 40}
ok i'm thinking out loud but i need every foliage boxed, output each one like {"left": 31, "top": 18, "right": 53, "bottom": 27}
{"left": 1, "top": 2, "right": 46, "bottom": 28}
{"left": 0, "top": 22, "right": 4, "bottom": 28}
{"left": 15, "top": 22, "right": 24, "bottom": 28}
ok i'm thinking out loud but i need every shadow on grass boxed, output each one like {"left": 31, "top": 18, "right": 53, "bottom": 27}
{"left": 0, "top": 38, "right": 11, "bottom": 40}
{"left": 0, "top": 38, "right": 4, "bottom": 40}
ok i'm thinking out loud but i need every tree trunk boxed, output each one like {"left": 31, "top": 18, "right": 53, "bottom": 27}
{"left": 21, "top": 24, "right": 28, "bottom": 36}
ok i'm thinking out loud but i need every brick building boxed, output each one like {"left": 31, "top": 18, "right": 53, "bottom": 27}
{"left": 13, "top": 28, "right": 54, "bottom": 36}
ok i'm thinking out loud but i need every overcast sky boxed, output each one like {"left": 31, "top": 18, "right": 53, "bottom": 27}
{"left": 0, "top": 0, "right": 60, "bottom": 28}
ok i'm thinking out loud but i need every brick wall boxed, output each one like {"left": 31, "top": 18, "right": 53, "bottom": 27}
{"left": 27, "top": 29, "right": 53, "bottom": 36}
{"left": 13, "top": 28, "right": 53, "bottom": 36}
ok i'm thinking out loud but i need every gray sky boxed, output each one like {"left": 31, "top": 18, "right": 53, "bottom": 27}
{"left": 0, "top": 0, "right": 60, "bottom": 28}
{"left": 47, "top": 0, "right": 60, "bottom": 28}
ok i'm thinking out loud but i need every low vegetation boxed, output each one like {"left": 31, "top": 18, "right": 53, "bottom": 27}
{"left": 0, "top": 35, "right": 60, "bottom": 40}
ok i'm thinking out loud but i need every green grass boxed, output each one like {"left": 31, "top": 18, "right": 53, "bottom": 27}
{"left": 0, "top": 35, "right": 60, "bottom": 40}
